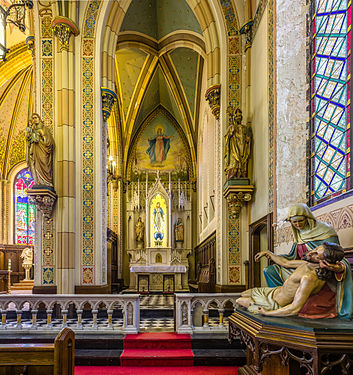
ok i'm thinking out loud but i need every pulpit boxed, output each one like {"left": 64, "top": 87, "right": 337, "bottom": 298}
{"left": 229, "top": 307, "right": 353, "bottom": 375}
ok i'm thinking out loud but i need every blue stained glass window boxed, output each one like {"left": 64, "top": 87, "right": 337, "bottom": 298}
{"left": 14, "top": 169, "right": 35, "bottom": 244}
{"left": 311, "top": 0, "right": 351, "bottom": 203}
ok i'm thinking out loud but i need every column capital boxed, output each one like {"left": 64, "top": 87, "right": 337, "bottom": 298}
{"left": 223, "top": 181, "right": 254, "bottom": 219}
{"left": 205, "top": 84, "right": 221, "bottom": 120}
{"left": 101, "top": 87, "right": 117, "bottom": 122}
{"left": 52, "top": 16, "right": 79, "bottom": 51}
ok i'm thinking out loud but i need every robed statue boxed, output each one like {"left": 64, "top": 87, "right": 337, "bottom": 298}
{"left": 224, "top": 107, "right": 252, "bottom": 179}
{"left": 237, "top": 204, "right": 353, "bottom": 319}
{"left": 175, "top": 217, "right": 184, "bottom": 242}
{"left": 26, "top": 113, "right": 55, "bottom": 187}
{"left": 135, "top": 217, "right": 145, "bottom": 243}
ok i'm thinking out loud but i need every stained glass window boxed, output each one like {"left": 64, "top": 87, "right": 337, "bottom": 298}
{"left": 310, "top": 0, "right": 351, "bottom": 203}
{"left": 14, "top": 169, "right": 35, "bottom": 244}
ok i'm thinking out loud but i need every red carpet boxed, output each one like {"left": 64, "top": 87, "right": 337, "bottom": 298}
{"left": 120, "top": 332, "right": 193, "bottom": 366}
{"left": 75, "top": 366, "right": 238, "bottom": 374}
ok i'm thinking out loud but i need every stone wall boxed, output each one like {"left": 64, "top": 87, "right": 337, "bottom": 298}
{"left": 275, "top": 0, "right": 309, "bottom": 222}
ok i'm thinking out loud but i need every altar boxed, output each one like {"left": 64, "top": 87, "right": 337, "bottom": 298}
{"left": 228, "top": 307, "right": 353, "bottom": 375}
{"left": 126, "top": 172, "right": 192, "bottom": 292}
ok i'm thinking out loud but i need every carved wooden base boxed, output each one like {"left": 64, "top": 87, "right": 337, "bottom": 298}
{"left": 229, "top": 307, "right": 353, "bottom": 375}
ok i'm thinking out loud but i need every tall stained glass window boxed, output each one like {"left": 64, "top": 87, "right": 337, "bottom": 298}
{"left": 311, "top": 0, "right": 351, "bottom": 203}
{"left": 14, "top": 169, "right": 35, "bottom": 244}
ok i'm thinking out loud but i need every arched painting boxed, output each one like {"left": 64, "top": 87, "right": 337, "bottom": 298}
{"left": 131, "top": 110, "right": 190, "bottom": 178}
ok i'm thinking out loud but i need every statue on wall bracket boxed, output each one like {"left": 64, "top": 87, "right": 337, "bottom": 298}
{"left": 26, "top": 113, "right": 57, "bottom": 219}
{"left": 224, "top": 107, "right": 252, "bottom": 181}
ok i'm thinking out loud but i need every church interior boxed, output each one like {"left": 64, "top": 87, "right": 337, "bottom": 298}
{"left": 0, "top": 0, "right": 352, "bottom": 374}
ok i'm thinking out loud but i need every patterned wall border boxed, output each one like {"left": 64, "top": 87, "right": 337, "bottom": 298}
{"left": 38, "top": 2, "right": 55, "bottom": 285}
{"left": 219, "top": 0, "right": 242, "bottom": 284}
{"left": 275, "top": 205, "right": 353, "bottom": 245}
{"left": 268, "top": 0, "right": 275, "bottom": 214}
{"left": 81, "top": 1, "right": 101, "bottom": 284}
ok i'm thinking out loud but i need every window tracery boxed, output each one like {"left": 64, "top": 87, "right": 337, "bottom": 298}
{"left": 310, "top": 0, "right": 351, "bottom": 203}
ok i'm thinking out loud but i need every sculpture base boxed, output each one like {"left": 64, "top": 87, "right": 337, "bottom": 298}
{"left": 27, "top": 187, "right": 57, "bottom": 219}
{"left": 229, "top": 307, "right": 353, "bottom": 375}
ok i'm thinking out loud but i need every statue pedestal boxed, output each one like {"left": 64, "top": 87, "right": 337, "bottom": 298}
{"left": 23, "top": 263, "right": 32, "bottom": 281}
{"left": 27, "top": 186, "right": 57, "bottom": 219}
{"left": 136, "top": 241, "right": 144, "bottom": 249}
{"left": 175, "top": 241, "right": 183, "bottom": 249}
{"left": 229, "top": 307, "right": 353, "bottom": 375}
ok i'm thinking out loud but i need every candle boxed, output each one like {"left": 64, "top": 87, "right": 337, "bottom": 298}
{"left": 146, "top": 172, "right": 148, "bottom": 197}
{"left": 8, "top": 259, "right": 11, "bottom": 271}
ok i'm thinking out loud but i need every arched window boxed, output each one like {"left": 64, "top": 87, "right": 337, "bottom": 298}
{"left": 310, "top": 0, "right": 351, "bottom": 204}
{"left": 14, "top": 169, "right": 35, "bottom": 244}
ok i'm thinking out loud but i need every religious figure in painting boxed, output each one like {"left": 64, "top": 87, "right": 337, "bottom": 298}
{"left": 153, "top": 201, "right": 165, "bottom": 241}
{"left": 262, "top": 203, "right": 352, "bottom": 319}
{"left": 175, "top": 217, "right": 184, "bottom": 242}
{"left": 237, "top": 243, "right": 348, "bottom": 318}
{"left": 135, "top": 217, "right": 145, "bottom": 243}
{"left": 26, "top": 113, "right": 55, "bottom": 187}
{"left": 224, "top": 107, "right": 252, "bottom": 179}
{"left": 146, "top": 127, "right": 171, "bottom": 164}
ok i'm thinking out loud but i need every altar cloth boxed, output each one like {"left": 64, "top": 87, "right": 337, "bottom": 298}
{"left": 130, "top": 265, "right": 187, "bottom": 273}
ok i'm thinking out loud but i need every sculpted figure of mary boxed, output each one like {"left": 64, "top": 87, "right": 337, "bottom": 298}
{"left": 263, "top": 203, "right": 352, "bottom": 319}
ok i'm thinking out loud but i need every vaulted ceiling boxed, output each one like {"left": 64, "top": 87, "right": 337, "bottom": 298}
{"left": 0, "top": 43, "right": 33, "bottom": 179}
{"left": 114, "top": 0, "right": 205, "bottom": 165}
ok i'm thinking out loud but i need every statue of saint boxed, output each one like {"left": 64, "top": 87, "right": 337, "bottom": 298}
{"left": 237, "top": 243, "right": 348, "bottom": 318}
{"left": 224, "top": 107, "right": 252, "bottom": 179}
{"left": 175, "top": 217, "right": 184, "bottom": 242}
{"left": 20, "top": 247, "right": 33, "bottom": 265}
{"left": 26, "top": 113, "right": 55, "bottom": 187}
{"left": 262, "top": 203, "right": 352, "bottom": 319}
{"left": 135, "top": 217, "right": 145, "bottom": 242}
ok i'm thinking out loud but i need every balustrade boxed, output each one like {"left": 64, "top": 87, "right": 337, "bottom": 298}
{"left": 0, "top": 293, "right": 239, "bottom": 334}
{"left": 0, "top": 294, "right": 140, "bottom": 333}
{"left": 175, "top": 293, "right": 240, "bottom": 333}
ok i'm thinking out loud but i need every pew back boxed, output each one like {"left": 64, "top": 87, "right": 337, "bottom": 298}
{"left": 0, "top": 327, "right": 74, "bottom": 375}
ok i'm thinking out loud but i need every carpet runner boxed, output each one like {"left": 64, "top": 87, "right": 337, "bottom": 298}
{"left": 75, "top": 366, "right": 238, "bottom": 374}
{"left": 120, "top": 332, "right": 194, "bottom": 367}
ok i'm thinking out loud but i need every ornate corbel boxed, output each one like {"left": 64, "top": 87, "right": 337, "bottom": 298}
{"left": 205, "top": 85, "right": 221, "bottom": 120}
{"left": 27, "top": 187, "right": 57, "bottom": 220}
{"left": 240, "top": 19, "right": 254, "bottom": 52}
{"left": 223, "top": 182, "right": 254, "bottom": 220}
{"left": 52, "top": 16, "right": 79, "bottom": 51}
{"left": 101, "top": 87, "right": 117, "bottom": 122}
{"left": 25, "top": 36, "right": 35, "bottom": 56}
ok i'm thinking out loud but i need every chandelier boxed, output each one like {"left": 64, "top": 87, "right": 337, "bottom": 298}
{"left": 0, "top": 0, "right": 33, "bottom": 60}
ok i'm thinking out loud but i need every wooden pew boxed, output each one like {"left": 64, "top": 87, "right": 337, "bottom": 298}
{"left": 0, "top": 327, "right": 74, "bottom": 375}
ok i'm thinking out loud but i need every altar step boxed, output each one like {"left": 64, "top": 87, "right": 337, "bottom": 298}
{"left": 74, "top": 333, "right": 246, "bottom": 367}
{"left": 11, "top": 280, "right": 34, "bottom": 291}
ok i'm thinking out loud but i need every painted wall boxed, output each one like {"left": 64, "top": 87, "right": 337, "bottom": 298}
{"left": 249, "top": 5, "right": 269, "bottom": 223}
